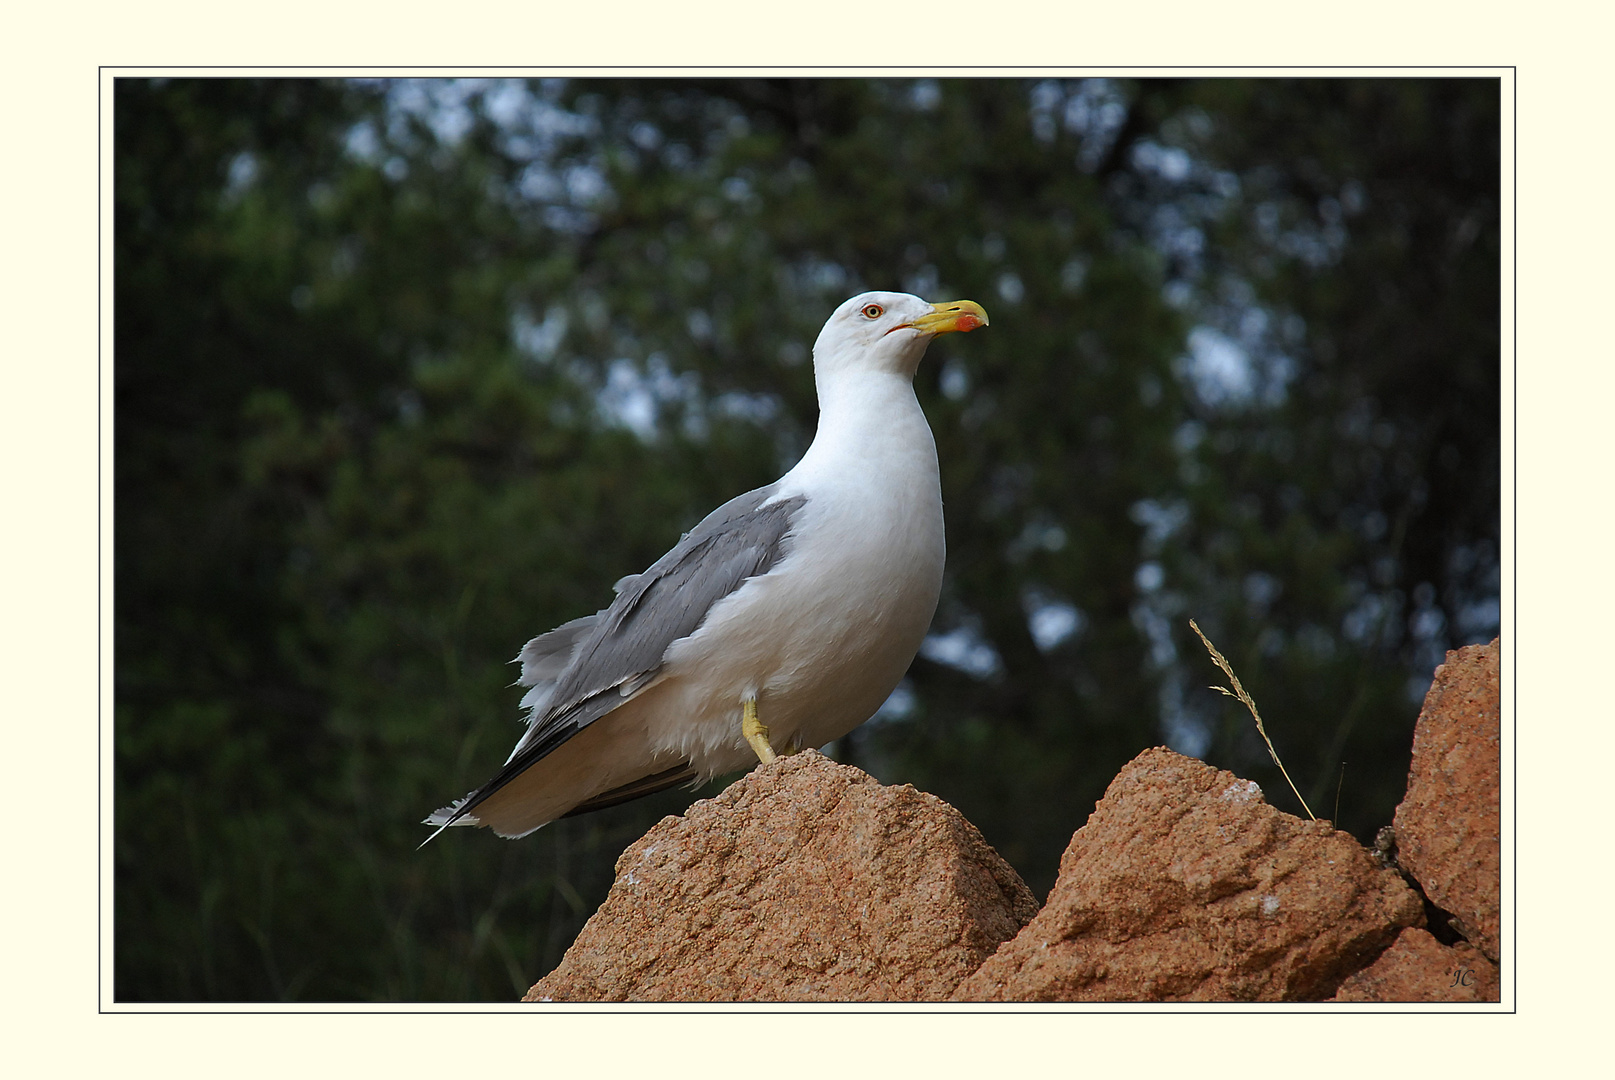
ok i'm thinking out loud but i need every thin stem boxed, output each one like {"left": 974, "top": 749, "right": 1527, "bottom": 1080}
{"left": 1189, "top": 619, "right": 1316, "bottom": 821}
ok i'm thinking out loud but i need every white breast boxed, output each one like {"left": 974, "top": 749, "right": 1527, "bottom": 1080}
{"left": 649, "top": 370, "right": 945, "bottom": 775}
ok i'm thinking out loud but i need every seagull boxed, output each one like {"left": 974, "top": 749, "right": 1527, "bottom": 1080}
{"left": 423, "top": 291, "right": 989, "bottom": 842}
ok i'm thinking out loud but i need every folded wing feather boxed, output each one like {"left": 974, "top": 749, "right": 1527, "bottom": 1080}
{"left": 423, "top": 484, "right": 808, "bottom": 836}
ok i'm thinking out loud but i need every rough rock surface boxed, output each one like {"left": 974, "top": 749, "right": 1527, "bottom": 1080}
{"left": 1391, "top": 639, "right": 1501, "bottom": 962}
{"left": 524, "top": 750, "right": 1039, "bottom": 1002}
{"left": 954, "top": 748, "right": 1424, "bottom": 1002}
{"left": 1330, "top": 927, "right": 1499, "bottom": 1002}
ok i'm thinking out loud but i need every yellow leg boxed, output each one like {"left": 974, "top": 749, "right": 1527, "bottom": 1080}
{"left": 742, "top": 698, "right": 778, "bottom": 764}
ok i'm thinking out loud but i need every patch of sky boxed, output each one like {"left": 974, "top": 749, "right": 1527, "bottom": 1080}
{"left": 1129, "top": 541, "right": 1209, "bottom": 755}
{"left": 1133, "top": 139, "right": 1193, "bottom": 183}
{"left": 629, "top": 121, "right": 663, "bottom": 152}
{"left": 686, "top": 308, "right": 713, "bottom": 344}
{"left": 517, "top": 160, "right": 565, "bottom": 202}
{"left": 1177, "top": 305, "right": 1297, "bottom": 410}
{"left": 1242, "top": 571, "right": 1283, "bottom": 614}
{"left": 223, "top": 151, "right": 258, "bottom": 202}
{"left": 522, "top": 97, "right": 597, "bottom": 153}
{"left": 902, "top": 264, "right": 941, "bottom": 300}
{"left": 1406, "top": 582, "right": 1450, "bottom": 670}
{"left": 871, "top": 679, "right": 918, "bottom": 724}
{"left": 1152, "top": 205, "right": 1206, "bottom": 263}
{"left": 1022, "top": 590, "right": 1087, "bottom": 653}
{"left": 939, "top": 361, "right": 971, "bottom": 402}
{"left": 479, "top": 79, "right": 529, "bottom": 128}
{"left": 1060, "top": 256, "right": 1088, "bottom": 293}
{"left": 664, "top": 143, "right": 694, "bottom": 170}
{"left": 1028, "top": 79, "right": 1063, "bottom": 143}
{"left": 711, "top": 391, "right": 782, "bottom": 426}
{"left": 1410, "top": 603, "right": 1445, "bottom": 642}
{"left": 380, "top": 78, "right": 582, "bottom": 153}
{"left": 920, "top": 622, "right": 1004, "bottom": 680}
{"left": 1130, "top": 592, "right": 1179, "bottom": 671}
{"left": 1063, "top": 79, "right": 1129, "bottom": 171}
{"left": 997, "top": 271, "right": 1026, "bottom": 305}
{"left": 512, "top": 305, "right": 569, "bottom": 364}
{"left": 1129, "top": 497, "right": 1190, "bottom": 554}
{"left": 1252, "top": 195, "right": 1349, "bottom": 269}
{"left": 344, "top": 119, "right": 382, "bottom": 162}
{"left": 909, "top": 79, "right": 942, "bottom": 112}
{"left": 1179, "top": 325, "right": 1256, "bottom": 408}
{"left": 1160, "top": 681, "right": 1212, "bottom": 759}
{"left": 1448, "top": 539, "right": 1496, "bottom": 580}
{"left": 1403, "top": 600, "right": 1448, "bottom": 701}
{"left": 1006, "top": 514, "right": 1068, "bottom": 562}
{"left": 543, "top": 205, "right": 596, "bottom": 234}
{"left": 387, "top": 78, "right": 481, "bottom": 145}
{"left": 365, "top": 77, "right": 602, "bottom": 218}
{"left": 1030, "top": 604, "right": 1083, "bottom": 651}
{"left": 1456, "top": 596, "right": 1500, "bottom": 640}
{"left": 596, "top": 354, "right": 702, "bottom": 441}
{"left": 563, "top": 163, "right": 608, "bottom": 205}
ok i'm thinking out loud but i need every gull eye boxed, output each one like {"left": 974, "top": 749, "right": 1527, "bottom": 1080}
{"left": 861, "top": 304, "right": 884, "bottom": 319}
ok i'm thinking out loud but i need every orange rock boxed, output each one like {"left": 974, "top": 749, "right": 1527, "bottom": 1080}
{"left": 1330, "top": 927, "right": 1499, "bottom": 1002}
{"left": 523, "top": 750, "right": 1039, "bottom": 1002}
{"left": 954, "top": 747, "right": 1423, "bottom": 1001}
{"left": 1392, "top": 639, "right": 1501, "bottom": 962}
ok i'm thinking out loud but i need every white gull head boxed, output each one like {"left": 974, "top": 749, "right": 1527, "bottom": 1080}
{"left": 812, "top": 291, "right": 990, "bottom": 380}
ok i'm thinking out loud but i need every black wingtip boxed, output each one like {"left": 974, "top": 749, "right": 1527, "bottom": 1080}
{"left": 418, "top": 796, "right": 476, "bottom": 848}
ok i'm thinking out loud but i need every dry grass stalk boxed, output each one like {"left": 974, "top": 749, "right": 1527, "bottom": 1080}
{"left": 1188, "top": 619, "right": 1316, "bottom": 821}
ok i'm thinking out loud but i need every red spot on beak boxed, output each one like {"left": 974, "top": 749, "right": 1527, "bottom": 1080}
{"left": 954, "top": 314, "right": 983, "bottom": 333}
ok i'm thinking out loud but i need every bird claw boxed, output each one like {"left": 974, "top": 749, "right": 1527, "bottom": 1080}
{"left": 741, "top": 698, "right": 778, "bottom": 764}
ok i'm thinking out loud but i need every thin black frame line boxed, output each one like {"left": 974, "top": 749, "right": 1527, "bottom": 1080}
{"left": 97, "top": 67, "right": 1511, "bottom": 1013}
{"left": 97, "top": 64, "right": 1517, "bottom": 73}
{"left": 1508, "top": 69, "right": 1518, "bottom": 1013}
{"left": 97, "top": 70, "right": 103, "bottom": 1016}
{"left": 101, "top": 1005, "right": 1506, "bottom": 1014}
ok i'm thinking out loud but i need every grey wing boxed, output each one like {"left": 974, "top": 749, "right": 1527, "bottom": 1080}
{"left": 507, "top": 613, "right": 599, "bottom": 762}
{"left": 514, "top": 614, "right": 597, "bottom": 702}
{"left": 510, "top": 578, "right": 640, "bottom": 722}
{"left": 427, "top": 484, "right": 808, "bottom": 830}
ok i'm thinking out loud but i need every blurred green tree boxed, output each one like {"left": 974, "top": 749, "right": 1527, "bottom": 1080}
{"left": 115, "top": 76, "right": 1499, "bottom": 1001}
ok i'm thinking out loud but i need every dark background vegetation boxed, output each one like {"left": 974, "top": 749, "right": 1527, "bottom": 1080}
{"left": 115, "top": 76, "right": 1500, "bottom": 1001}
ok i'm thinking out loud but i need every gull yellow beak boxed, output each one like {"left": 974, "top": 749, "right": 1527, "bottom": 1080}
{"left": 906, "top": 299, "right": 990, "bottom": 336}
